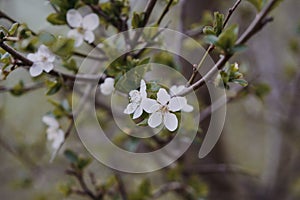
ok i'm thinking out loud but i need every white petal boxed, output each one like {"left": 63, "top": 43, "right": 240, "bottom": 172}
{"left": 84, "top": 30, "right": 95, "bottom": 44}
{"left": 148, "top": 112, "right": 163, "bottom": 128}
{"left": 42, "top": 115, "right": 59, "bottom": 128}
{"left": 141, "top": 98, "right": 160, "bottom": 113}
{"left": 124, "top": 103, "right": 138, "bottom": 114}
{"left": 168, "top": 97, "right": 186, "bottom": 112}
{"left": 68, "top": 29, "right": 84, "bottom": 47}
{"left": 164, "top": 112, "right": 178, "bottom": 132}
{"left": 27, "top": 53, "right": 38, "bottom": 62}
{"left": 29, "top": 63, "right": 43, "bottom": 77}
{"left": 157, "top": 88, "right": 170, "bottom": 105}
{"left": 82, "top": 13, "right": 99, "bottom": 30}
{"left": 66, "top": 9, "right": 82, "bottom": 28}
{"left": 42, "top": 62, "right": 54, "bottom": 73}
{"left": 170, "top": 85, "right": 185, "bottom": 96}
{"left": 139, "top": 79, "right": 147, "bottom": 98}
{"left": 38, "top": 45, "right": 51, "bottom": 56}
{"left": 182, "top": 104, "right": 194, "bottom": 112}
{"left": 133, "top": 106, "right": 143, "bottom": 119}
{"left": 100, "top": 78, "right": 115, "bottom": 95}
{"left": 47, "top": 127, "right": 58, "bottom": 140}
{"left": 52, "top": 129, "right": 65, "bottom": 150}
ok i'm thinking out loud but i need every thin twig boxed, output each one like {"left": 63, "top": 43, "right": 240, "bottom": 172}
{"left": 0, "top": 82, "right": 44, "bottom": 93}
{"left": 223, "top": 0, "right": 243, "bottom": 28}
{"left": 0, "top": 10, "right": 17, "bottom": 23}
{"left": 115, "top": 173, "right": 128, "bottom": 200}
{"left": 156, "top": 0, "right": 174, "bottom": 26}
{"left": 0, "top": 41, "right": 106, "bottom": 83}
{"left": 177, "top": 0, "right": 280, "bottom": 97}
{"left": 150, "top": 182, "right": 194, "bottom": 199}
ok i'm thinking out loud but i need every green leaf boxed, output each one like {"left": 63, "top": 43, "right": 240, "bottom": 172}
{"left": 253, "top": 83, "right": 271, "bottom": 100}
{"left": 62, "top": 58, "right": 78, "bottom": 73}
{"left": 8, "top": 23, "right": 19, "bottom": 35}
{"left": 246, "top": 0, "right": 266, "bottom": 11}
{"left": 215, "top": 25, "right": 239, "bottom": 53}
{"left": 10, "top": 81, "right": 25, "bottom": 96}
{"left": 51, "top": 37, "right": 74, "bottom": 58}
{"left": 46, "top": 79, "right": 62, "bottom": 95}
{"left": 77, "top": 157, "right": 92, "bottom": 170}
{"left": 47, "top": 13, "right": 66, "bottom": 25}
{"left": 203, "top": 26, "right": 215, "bottom": 35}
{"left": 233, "top": 79, "right": 248, "bottom": 87}
{"left": 132, "top": 12, "right": 144, "bottom": 28}
{"left": 64, "top": 150, "right": 79, "bottom": 164}
{"left": 204, "top": 35, "right": 219, "bottom": 44}
{"left": 81, "top": 0, "right": 99, "bottom": 4}
{"left": 38, "top": 32, "right": 56, "bottom": 46}
{"left": 213, "top": 12, "right": 224, "bottom": 36}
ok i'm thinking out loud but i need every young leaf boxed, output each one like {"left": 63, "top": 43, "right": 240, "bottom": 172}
{"left": 47, "top": 13, "right": 66, "bottom": 25}
{"left": 8, "top": 23, "right": 19, "bottom": 36}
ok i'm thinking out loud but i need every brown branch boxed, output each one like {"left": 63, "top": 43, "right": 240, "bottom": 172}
{"left": 150, "top": 182, "right": 194, "bottom": 199}
{"left": 143, "top": 0, "right": 158, "bottom": 26}
{"left": 156, "top": 0, "right": 173, "bottom": 26}
{"left": 0, "top": 10, "right": 16, "bottom": 23}
{"left": 66, "top": 169, "right": 97, "bottom": 200}
{"left": 115, "top": 173, "right": 128, "bottom": 200}
{"left": 176, "top": 0, "right": 281, "bottom": 97}
{"left": 0, "top": 41, "right": 106, "bottom": 83}
{"left": 223, "top": 0, "right": 243, "bottom": 28}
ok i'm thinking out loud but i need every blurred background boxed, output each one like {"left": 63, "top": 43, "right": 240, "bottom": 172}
{"left": 0, "top": 0, "right": 300, "bottom": 199}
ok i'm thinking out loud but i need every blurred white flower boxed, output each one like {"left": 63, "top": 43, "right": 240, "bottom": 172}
{"left": 67, "top": 9, "right": 99, "bottom": 47}
{"left": 27, "top": 45, "right": 55, "bottom": 77}
{"left": 42, "top": 115, "right": 65, "bottom": 150}
{"left": 124, "top": 79, "right": 147, "bottom": 119}
{"left": 100, "top": 77, "right": 115, "bottom": 95}
{"left": 142, "top": 88, "right": 186, "bottom": 131}
{"left": 170, "top": 85, "right": 194, "bottom": 112}
{"left": 0, "top": 69, "right": 4, "bottom": 80}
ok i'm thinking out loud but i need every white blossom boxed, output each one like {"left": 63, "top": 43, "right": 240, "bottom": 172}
{"left": 67, "top": 9, "right": 99, "bottom": 47}
{"left": 170, "top": 85, "right": 194, "bottom": 112}
{"left": 100, "top": 77, "right": 115, "bottom": 95}
{"left": 27, "top": 45, "right": 55, "bottom": 77}
{"left": 0, "top": 69, "right": 4, "bottom": 80}
{"left": 142, "top": 88, "right": 187, "bottom": 132}
{"left": 124, "top": 79, "right": 147, "bottom": 119}
{"left": 42, "top": 115, "right": 65, "bottom": 150}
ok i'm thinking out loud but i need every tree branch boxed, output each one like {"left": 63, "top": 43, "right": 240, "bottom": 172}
{"left": 177, "top": 0, "right": 281, "bottom": 97}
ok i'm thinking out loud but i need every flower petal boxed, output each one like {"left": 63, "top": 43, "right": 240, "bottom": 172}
{"left": 132, "top": 106, "right": 143, "bottom": 119}
{"left": 164, "top": 112, "right": 178, "bottom": 131}
{"left": 170, "top": 85, "right": 185, "bottom": 96}
{"left": 27, "top": 53, "right": 39, "bottom": 62}
{"left": 66, "top": 9, "right": 82, "bottom": 28}
{"left": 84, "top": 30, "right": 95, "bottom": 44}
{"left": 52, "top": 129, "right": 65, "bottom": 150}
{"left": 42, "top": 115, "right": 59, "bottom": 128}
{"left": 124, "top": 103, "right": 138, "bottom": 114}
{"left": 141, "top": 98, "right": 160, "bottom": 113}
{"left": 168, "top": 97, "right": 185, "bottom": 112}
{"left": 148, "top": 112, "right": 162, "bottom": 128}
{"left": 83, "top": 13, "right": 99, "bottom": 30}
{"left": 42, "top": 62, "right": 54, "bottom": 73}
{"left": 68, "top": 29, "right": 84, "bottom": 47}
{"left": 139, "top": 79, "right": 147, "bottom": 98}
{"left": 29, "top": 63, "right": 43, "bottom": 77}
{"left": 100, "top": 78, "right": 115, "bottom": 95}
{"left": 157, "top": 88, "right": 170, "bottom": 105}
{"left": 182, "top": 104, "right": 194, "bottom": 112}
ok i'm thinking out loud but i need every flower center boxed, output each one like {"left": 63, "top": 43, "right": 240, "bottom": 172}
{"left": 160, "top": 105, "right": 169, "bottom": 114}
{"left": 77, "top": 27, "right": 85, "bottom": 34}
{"left": 130, "top": 91, "right": 142, "bottom": 103}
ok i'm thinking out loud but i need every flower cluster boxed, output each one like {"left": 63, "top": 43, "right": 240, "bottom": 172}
{"left": 42, "top": 115, "right": 65, "bottom": 151}
{"left": 66, "top": 9, "right": 99, "bottom": 47}
{"left": 27, "top": 45, "right": 55, "bottom": 77}
{"left": 124, "top": 80, "right": 193, "bottom": 132}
